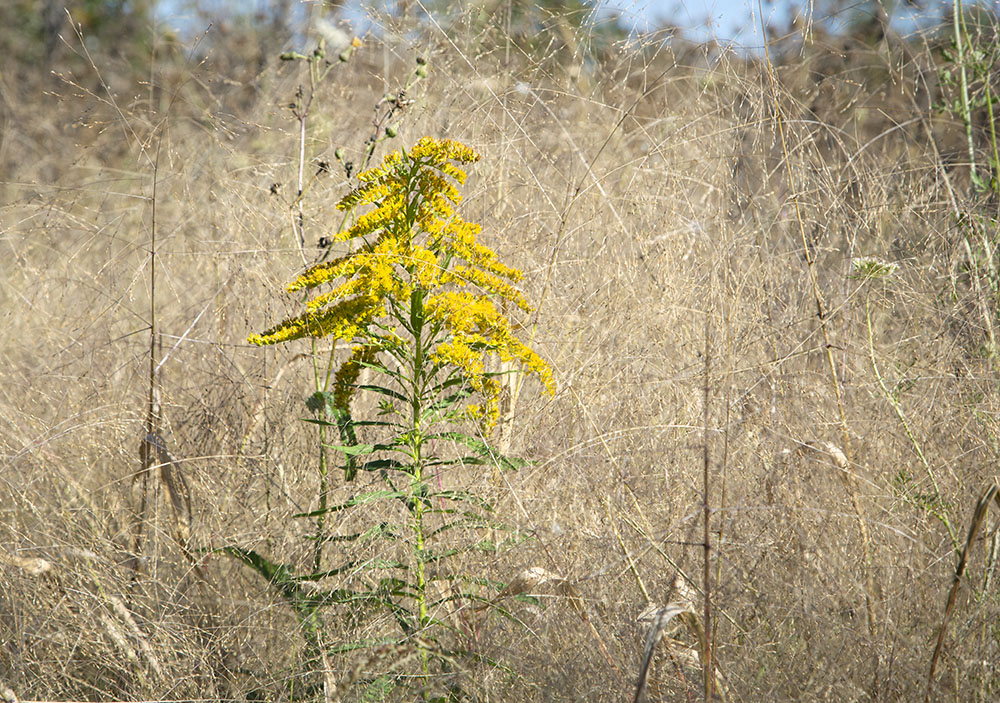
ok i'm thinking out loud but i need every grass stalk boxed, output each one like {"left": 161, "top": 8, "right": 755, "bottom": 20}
{"left": 865, "top": 298, "right": 958, "bottom": 550}
{"left": 712, "top": 280, "right": 734, "bottom": 652}
{"left": 701, "top": 297, "right": 714, "bottom": 702}
{"left": 756, "top": 0, "right": 878, "bottom": 637}
{"left": 952, "top": 0, "right": 978, "bottom": 182}
{"left": 133, "top": 136, "right": 164, "bottom": 584}
{"left": 925, "top": 480, "right": 1000, "bottom": 702}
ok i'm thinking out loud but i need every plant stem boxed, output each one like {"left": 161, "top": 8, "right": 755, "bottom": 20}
{"left": 701, "top": 306, "right": 714, "bottom": 702}
{"left": 314, "top": 417, "right": 329, "bottom": 572}
{"left": 983, "top": 75, "right": 999, "bottom": 194}
{"left": 756, "top": 0, "right": 877, "bottom": 636}
{"left": 865, "top": 298, "right": 958, "bottom": 550}
{"left": 409, "top": 285, "right": 431, "bottom": 678}
{"left": 312, "top": 340, "right": 337, "bottom": 573}
{"left": 953, "top": 0, "right": 978, "bottom": 181}
{"left": 133, "top": 136, "right": 163, "bottom": 585}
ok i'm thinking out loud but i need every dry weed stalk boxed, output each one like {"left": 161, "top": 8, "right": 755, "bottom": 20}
{"left": 633, "top": 603, "right": 695, "bottom": 703}
{"left": 633, "top": 574, "right": 727, "bottom": 703}
{"left": 133, "top": 138, "right": 164, "bottom": 585}
{"left": 700, "top": 292, "right": 715, "bottom": 701}
{"left": 925, "top": 479, "right": 1000, "bottom": 702}
{"left": 499, "top": 566, "right": 627, "bottom": 686}
{"left": 755, "top": 0, "right": 878, "bottom": 637}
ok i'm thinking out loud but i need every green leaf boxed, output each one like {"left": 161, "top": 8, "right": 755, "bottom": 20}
{"left": 317, "top": 521, "right": 401, "bottom": 544}
{"left": 427, "top": 489, "right": 494, "bottom": 508}
{"left": 425, "top": 374, "right": 468, "bottom": 397}
{"left": 427, "top": 518, "right": 504, "bottom": 539}
{"left": 305, "top": 390, "right": 334, "bottom": 415}
{"left": 426, "top": 432, "right": 529, "bottom": 472}
{"left": 326, "top": 442, "right": 376, "bottom": 456}
{"left": 293, "top": 490, "right": 409, "bottom": 518}
{"left": 357, "top": 384, "right": 410, "bottom": 403}
{"left": 432, "top": 572, "right": 507, "bottom": 590}
{"left": 357, "top": 458, "right": 411, "bottom": 473}
{"left": 304, "top": 557, "right": 409, "bottom": 579}
{"left": 220, "top": 546, "right": 296, "bottom": 593}
{"left": 426, "top": 388, "right": 474, "bottom": 414}
{"left": 303, "top": 418, "right": 399, "bottom": 429}
{"left": 325, "top": 437, "right": 409, "bottom": 455}
{"left": 302, "top": 393, "right": 364, "bottom": 480}
{"left": 377, "top": 577, "right": 418, "bottom": 599}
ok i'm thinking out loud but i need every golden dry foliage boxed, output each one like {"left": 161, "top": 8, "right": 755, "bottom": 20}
{"left": 3, "top": 6, "right": 1000, "bottom": 702}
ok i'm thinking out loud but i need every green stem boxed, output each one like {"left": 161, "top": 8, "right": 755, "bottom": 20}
{"left": 409, "top": 285, "right": 431, "bottom": 680}
{"left": 866, "top": 298, "right": 959, "bottom": 551}
{"left": 953, "top": 0, "right": 978, "bottom": 181}
{"left": 312, "top": 339, "right": 338, "bottom": 573}
{"left": 314, "top": 427, "right": 328, "bottom": 572}
{"left": 983, "top": 77, "right": 999, "bottom": 194}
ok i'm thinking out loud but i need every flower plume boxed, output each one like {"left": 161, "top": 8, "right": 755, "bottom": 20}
{"left": 250, "top": 137, "right": 553, "bottom": 423}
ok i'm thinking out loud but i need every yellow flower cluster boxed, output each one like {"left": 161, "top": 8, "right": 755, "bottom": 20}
{"left": 249, "top": 137, "right": 553, "bottom": 420}
{"left": 249, "top": 295, "right": 382, "bottom": 346}
{"left": 425, "top": 290, "right": 555, "bottom": 424}
{"left": 333, "top": 345, "right": 378, "bottom": 410}
{"left": 408, "top": 137, "right": 480, "bottom": 165}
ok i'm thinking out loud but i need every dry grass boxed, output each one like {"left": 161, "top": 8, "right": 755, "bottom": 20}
{"left": 2, "top": 6, "right": 1000, "bottom": 702}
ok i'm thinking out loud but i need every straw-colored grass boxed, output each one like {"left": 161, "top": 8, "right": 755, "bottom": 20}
{"left": 2, "top": 5, "right": 1000, "bottom": 701}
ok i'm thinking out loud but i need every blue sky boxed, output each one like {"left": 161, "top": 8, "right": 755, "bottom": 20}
{"left": 602, "top": 0, "right": 778, "bottom": 40}
{"left": 156, "top": 0, "right": 964, "bottom": 47}
{"left": 600, "top": 0, "right": 956, "bottom": 45}
{"left": 158, "top": 0, "right": 784, "bottom": 43}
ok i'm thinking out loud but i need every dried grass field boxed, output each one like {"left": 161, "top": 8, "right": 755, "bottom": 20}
{"left": 1, "top": 4, "right": 999, "bottom": 701}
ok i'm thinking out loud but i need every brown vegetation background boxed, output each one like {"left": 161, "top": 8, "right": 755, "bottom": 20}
{"left": 1, "top": 1, "right": 999, "bottom": 700}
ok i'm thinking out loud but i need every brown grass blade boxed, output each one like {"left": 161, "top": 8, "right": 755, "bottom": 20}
{"left": 925, "top": 479, "right": 1000, "bottom": 702}
{"left": 633, "top": 603, "right": 694, "bottom": 703}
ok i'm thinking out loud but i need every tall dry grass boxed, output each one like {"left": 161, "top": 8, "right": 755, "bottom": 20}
{"left": 1, "top": 6, "right": 999, "bottom": 701}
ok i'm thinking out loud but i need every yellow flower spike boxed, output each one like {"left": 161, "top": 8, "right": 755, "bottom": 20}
{"left": 407, "top": 246, "right": 441, "bottom": 289}
{"left": 334, "top": 345, "right": 378, "bottom": 410}
{"left": 249, "top": 296, "right": 381, "bottom": 346}
{"left": 341, "top": 194, "right": 406, "bottom": 240}
{"left": 442, "top": 139, "right": 480, "bottom": 163}
{"left": 451, "top": 264, "right": 530, "bottom": 311}
{"left": 356, "top": 150, "right": 403, "bottom": 182}
{"left": 417, "top": 171, "right": 462, "bottom": 204}
{"left": 250, "top": 137, "right": 553, "bottom": 418}
{"left": 287, "top": 255, "right": 352, "bottom": 292}
{"left": 408, "top": 137, "right": 480, "bottom": 165}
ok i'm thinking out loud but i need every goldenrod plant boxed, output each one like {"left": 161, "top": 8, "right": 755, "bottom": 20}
{"left": 242, "top": 137, "right": 553, "bottom": 698}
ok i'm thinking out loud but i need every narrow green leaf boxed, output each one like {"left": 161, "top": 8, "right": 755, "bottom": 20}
{"left": 425, "top": 431, "right": 529, "bottom": 471}
{"left": 357, "top": 458, "right": 411, "bottom": 473}
{"left": 426, "top": 489, "right": 493, "bottom": 508}
{"left": 303, "top": 418, "right": 399, "bottom": 429}
{"left": 293, "top": 489, "right": 408, "bottom": 518}
{"left": 357, "top": 384, "right": 409, "bottom": 403}
{"left": 305, "top": 390, "right": 334, "bottom": 415}
{"left": 325, "top": 442, "right": 376, "bottom": 456}
{"left": 317, "top": 521, "right": 402, "bottom": 544}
